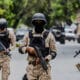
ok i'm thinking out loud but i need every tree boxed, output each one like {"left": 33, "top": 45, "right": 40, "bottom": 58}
{"left": 0, "top": 0, "right": 80, "bottom": 29}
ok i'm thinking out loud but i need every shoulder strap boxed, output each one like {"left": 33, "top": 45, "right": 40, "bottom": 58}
{"left": 29, "top": 30, "right": 33, "bottom": 38}
{"left": 29, "top": 30, "right": 50, "bottom": 39}
{"left": 7, "top": 30, "right": 9, "bottom": 36}
{"left": 43, "top": 30, "right": 49, "bottom": 39}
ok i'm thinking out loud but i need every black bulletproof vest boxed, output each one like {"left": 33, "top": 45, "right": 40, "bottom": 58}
{"left": 0, "top": 31, "right": 11, "bottom": 49}
{"left": 29, "top": 30, "right": 50, "bottom": 57}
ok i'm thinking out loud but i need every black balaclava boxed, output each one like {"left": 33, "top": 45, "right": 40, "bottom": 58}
{"left": 35, "top": 26, "right": 44, "bottom": 33}
{"left": 33, "top": 20, "right": 45, "bottom": 33}
{"left": 0, "top": 29, "right": 8, "bottom": 37}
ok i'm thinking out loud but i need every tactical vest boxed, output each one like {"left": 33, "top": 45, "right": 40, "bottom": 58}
{"left": 0, "top": 30, "right": 11, "bottom": 49}
{"left": 29, "top": 30, "right": 50, "bottom": 57}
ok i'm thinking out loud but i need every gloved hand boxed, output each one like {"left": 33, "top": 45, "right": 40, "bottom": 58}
{"left": 7, "top": 48, "right": 10, "bottom": 52}
{"left": 36, "top": 58, "right": 40, "bottom": 64}
{"left": 45, "top": 52, "right": 57, "bottom": 61}
{"left": 18, "top": 46, "right": 24, "bottom": 54}
{"left": 3, "top": 48, "right": 10, "bottom": 54}
{"left": 45, "top": 55, "right": 52, "bottom": 62}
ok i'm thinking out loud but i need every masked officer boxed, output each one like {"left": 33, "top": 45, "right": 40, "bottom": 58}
{"left": 19, "top": 13, "right": 57, "bottom": 80}
{"left": 0, "top": 18, "right": 16, "bottom": 80}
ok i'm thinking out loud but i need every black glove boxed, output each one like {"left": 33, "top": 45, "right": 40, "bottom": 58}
{"left": 18, "top": 47, "right": 24, "bottom": 54}
{"left": 51, "top": 51, "right": 57, "bottom": 59}
{"left": 23, "top": 73, "right": 28, "bottom": 80}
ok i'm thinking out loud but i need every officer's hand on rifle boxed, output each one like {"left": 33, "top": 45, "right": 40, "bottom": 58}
{"left": 6, "top": 48, "right": 10, "bottom": 53}
{"left": 45, "top": 57, "right": 49, "bottom": 62}
{"left": 2, "top": 48, "right": 10, "bottom": 54}
{"left": 36, "top": 58, "right": 40, "bottom": 64}
{"left": 45, "top": 55, "right": 52, "bottom": 62}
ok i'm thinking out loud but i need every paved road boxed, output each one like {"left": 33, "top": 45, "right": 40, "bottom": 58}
{"left": 52, "top": 41, "right": 80, "bottom": 80}
{"left": 6, "top": 41, "right": 80, "bottom": 80}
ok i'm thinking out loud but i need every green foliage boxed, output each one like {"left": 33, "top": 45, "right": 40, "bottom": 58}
{"left": 0, "top": 0, "right": 80, "bottom": 29}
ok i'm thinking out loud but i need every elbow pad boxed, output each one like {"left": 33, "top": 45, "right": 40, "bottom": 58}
{"left": 50, "top": 51, "right": 57, "bottom": 59}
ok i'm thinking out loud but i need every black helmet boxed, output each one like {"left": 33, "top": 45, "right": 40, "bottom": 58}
{"left": 32, "top": 13, "right": 47, "bottom": 26}
{"left": 0, "top": 18, "right": 8, "bottom": 30}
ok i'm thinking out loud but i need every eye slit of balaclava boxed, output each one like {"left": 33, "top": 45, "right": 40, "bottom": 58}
{"left": 0, "top": 23, "right": 7, "bottom": 30}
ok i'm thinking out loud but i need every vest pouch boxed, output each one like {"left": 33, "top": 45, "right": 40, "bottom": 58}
{"left": 30, "top": 37, "right": 45, "bottom": 48}
{"left": 29, "top": 37, "right": 49, "bottom": 57}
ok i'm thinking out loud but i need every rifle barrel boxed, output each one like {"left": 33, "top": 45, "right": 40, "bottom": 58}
{"left": 74, "top": 51, "right": 80, "bottom": 58}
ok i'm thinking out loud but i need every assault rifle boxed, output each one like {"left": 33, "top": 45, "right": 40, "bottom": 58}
{"left": 34, "top": 46, "right": 48, "bottom": 74}
{"left": 74, "top": 50, "right": 80, "bottom": 58}
{"left": 0, "top": 41, "right": 11, "bottom": 57}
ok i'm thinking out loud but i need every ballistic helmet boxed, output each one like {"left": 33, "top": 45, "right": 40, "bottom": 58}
{"left": 32, "top": 13, "right": 47, "bottom": 26}
{"left": 0, "top": 18, "right": 8, "bottom": 30}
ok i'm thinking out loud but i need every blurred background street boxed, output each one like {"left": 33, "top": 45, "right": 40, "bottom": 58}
{"left": 6, "top": 41, "right": 80, "bottom": 80}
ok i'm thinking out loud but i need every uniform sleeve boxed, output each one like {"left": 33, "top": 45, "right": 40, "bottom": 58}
{"left": 45, "top": 32, "right": 57, "bottom": 60}
{"left": 22, "top": 31, "right": 29, "bottom": 46}
{"left": 19, "top": 31, "right": 29, "bottom": 53}
{"left": 9, "top": 31, "right": 16, "bottom": 51}
{"left": 49, "top": 32, "right": 57, "bottom": 52}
